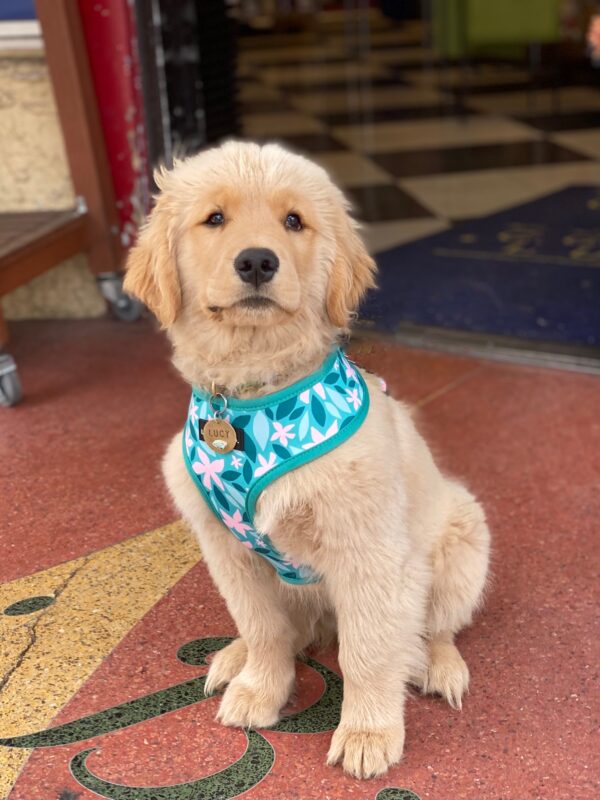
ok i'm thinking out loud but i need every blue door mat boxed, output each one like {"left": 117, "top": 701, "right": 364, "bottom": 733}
{"left": 361, "top": 186, "right": 600, "bottom": 348}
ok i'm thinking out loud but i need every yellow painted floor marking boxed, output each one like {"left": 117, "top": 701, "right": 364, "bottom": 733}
{"left": 0, "top": 521, "right": 200, "bottom": 798}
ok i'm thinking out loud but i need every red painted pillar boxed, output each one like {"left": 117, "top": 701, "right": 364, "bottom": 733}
{"left": 77, "top": 0, "right": 151, "bottom": 247}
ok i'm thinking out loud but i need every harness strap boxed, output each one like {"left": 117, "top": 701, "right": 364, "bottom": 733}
{"left": 182, "top": 348, "right": 370, "bottom": 584}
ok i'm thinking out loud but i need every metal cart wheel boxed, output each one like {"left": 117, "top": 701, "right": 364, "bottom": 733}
{"left": 109, "top": 293, "right": 144, "bottom": 322}
{"left": 0, "top": 353, "right": 23, "bottom": 407}
{"left": 96, "top": 272, "right": 144, "bottom": 322}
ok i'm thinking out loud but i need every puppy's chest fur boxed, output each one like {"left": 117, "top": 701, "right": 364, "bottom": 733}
{"left": 253, "top": 381, "right": 407, "bottom": 570}
{"left": 256, "top": 491, "right": 321, "bottom": 568}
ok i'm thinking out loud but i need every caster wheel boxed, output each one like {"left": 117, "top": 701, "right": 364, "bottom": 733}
{"left": 97, "top": 273, "right": 143, "bottom": 322}
{"left": 0, "top": 354, "right": 23, "bottom": 407}
{"left": 109, "top": 295, "right": 144, "bottom": 322}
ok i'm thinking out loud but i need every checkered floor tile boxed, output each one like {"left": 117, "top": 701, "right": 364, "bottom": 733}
{"left": 237, "top": 8, "right": 600, "bottom": 254}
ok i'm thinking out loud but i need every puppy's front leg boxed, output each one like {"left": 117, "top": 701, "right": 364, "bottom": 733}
{"left": 199, "top": 522, "right": 296, "bottom": 728}
{"left": 216, "top": 598, "right": 295, "bottom": 729}
{"left": 325, "top": 546, "right": 427, "bottom": 778}
{"left": 163, "top": 438, "right": 296, "bottom": 729}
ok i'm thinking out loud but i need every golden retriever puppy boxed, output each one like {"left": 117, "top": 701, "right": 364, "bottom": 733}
{"left": 124, "top": 141, "right": 490, "bottom": 779}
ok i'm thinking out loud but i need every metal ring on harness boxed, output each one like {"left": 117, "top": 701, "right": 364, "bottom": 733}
{"left": 209, "top": 392, "right": 228, "bottom": 418}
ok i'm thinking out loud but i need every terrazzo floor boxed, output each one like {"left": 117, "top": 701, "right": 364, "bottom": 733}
{"left": 0, "top": 317, "right": 597, "bottom": 800}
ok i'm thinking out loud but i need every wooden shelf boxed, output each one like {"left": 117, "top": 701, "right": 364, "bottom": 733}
{"left": 0, "top": 207, "right": 89, "bottom": 296}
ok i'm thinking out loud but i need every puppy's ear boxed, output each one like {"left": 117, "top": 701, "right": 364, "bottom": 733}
{"left": 326, "top": 208, "right": 377, "bottom": 329}
{"left": 123, "top": 202, "right": 181, "bottom": 328}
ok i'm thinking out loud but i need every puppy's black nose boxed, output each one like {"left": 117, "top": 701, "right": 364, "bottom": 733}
{"left": 234, "top": 248, "right": 279, "bottom": 288}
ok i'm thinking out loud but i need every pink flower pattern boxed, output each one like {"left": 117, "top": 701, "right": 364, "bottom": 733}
{"left": 220, "top": 508, "right": 252, "bottom": 536}
{"left": 192, "top": 448, "right": 224, "bottom": 490}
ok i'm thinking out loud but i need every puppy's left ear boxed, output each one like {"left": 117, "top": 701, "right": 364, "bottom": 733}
{"left": 326, "top": 208, "right": 377, "bottom": 329}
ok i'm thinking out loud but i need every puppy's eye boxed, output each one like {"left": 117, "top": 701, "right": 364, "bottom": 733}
{"left": 284, "top": 213, "right": 302, "bottom": 232}
{"left": 204, "top": 212, "right": 225, "bottom": 227}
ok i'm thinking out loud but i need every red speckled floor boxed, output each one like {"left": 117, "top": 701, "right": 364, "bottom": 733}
{"left": 1, "top": 318, "right": 598, "bottom": 800}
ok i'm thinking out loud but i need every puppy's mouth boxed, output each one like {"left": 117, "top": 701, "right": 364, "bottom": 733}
{"left": 236, "top": 296, "right": 277, "bottom": 310}
{"left": 209, "top": 296, "right": 280, "bottom": 313}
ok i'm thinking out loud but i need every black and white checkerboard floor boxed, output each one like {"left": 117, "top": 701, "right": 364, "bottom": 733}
{"left": 238, "top": 8, "right": 600, "bottom": 256}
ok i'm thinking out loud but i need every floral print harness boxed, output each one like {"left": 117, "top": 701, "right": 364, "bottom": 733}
{"left": 182, "top": 349, "right": 370, "bottom": 584}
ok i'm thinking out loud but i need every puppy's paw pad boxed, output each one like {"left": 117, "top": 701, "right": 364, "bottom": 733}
{"left": 327, "top": 727, "right": 404, "bottom": 779}
{"left": 423, "top": 642, "right": 469, "bottom": 710}
{"left": 217, "top": 680, "right": 282, "bottom": 729}
{"left": 205, "top": 639, "right": 248, "bottom": 696}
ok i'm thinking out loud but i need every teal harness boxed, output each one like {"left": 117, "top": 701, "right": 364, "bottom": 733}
{"left": 182, "top": 348, "right": 370, "bottom": 584}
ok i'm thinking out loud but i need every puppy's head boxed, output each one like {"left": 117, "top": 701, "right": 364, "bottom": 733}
{"left": 124, "top": 141, "right": 376, "bottom": 334}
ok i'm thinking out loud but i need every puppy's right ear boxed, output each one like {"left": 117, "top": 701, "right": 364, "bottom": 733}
{"left": 123, "top": 202, "right": 181, "bottom": 328}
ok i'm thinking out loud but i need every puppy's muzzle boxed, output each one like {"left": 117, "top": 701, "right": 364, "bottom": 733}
{"left": 234, "top": 248, "right": 279, "bottom": 289}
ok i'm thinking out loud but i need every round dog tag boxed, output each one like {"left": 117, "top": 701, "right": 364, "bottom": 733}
{"left": 203, "top": 418, "right": 237, "bottom": 454}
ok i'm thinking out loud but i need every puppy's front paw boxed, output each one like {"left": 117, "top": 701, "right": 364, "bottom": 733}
{"left": 327, "top": 725, "right": 404, "bottom": 779}
{"left": 205, "top": 638, "right": 248, "bottom": 696}
{"left": 216, "top": 677, "right": 283, "bottom": 729}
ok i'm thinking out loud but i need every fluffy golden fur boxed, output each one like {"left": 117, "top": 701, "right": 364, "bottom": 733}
{"left": 124, "top": 141, "right": 490, "bottom": 779}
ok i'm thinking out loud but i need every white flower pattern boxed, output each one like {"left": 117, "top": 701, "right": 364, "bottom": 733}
{"left": 302, "top": 420, "right": 339, "bottom": 449}
{"left": 346, "top": 388, "right": 361, "bottom": 410}
{"left": 254, "top": 452, "right": 276, "bottom": 477}
{"left": 271, "top": 421, "right": 295, "bottom": 447}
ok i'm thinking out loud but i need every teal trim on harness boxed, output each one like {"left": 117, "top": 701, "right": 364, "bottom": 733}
{"left": 182, "top": 348, "right": 370, "bottom": 585}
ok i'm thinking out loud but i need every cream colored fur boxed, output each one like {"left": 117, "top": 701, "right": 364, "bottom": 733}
{"left": 124, "top": 141, "right": 490, "bottom": 779}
